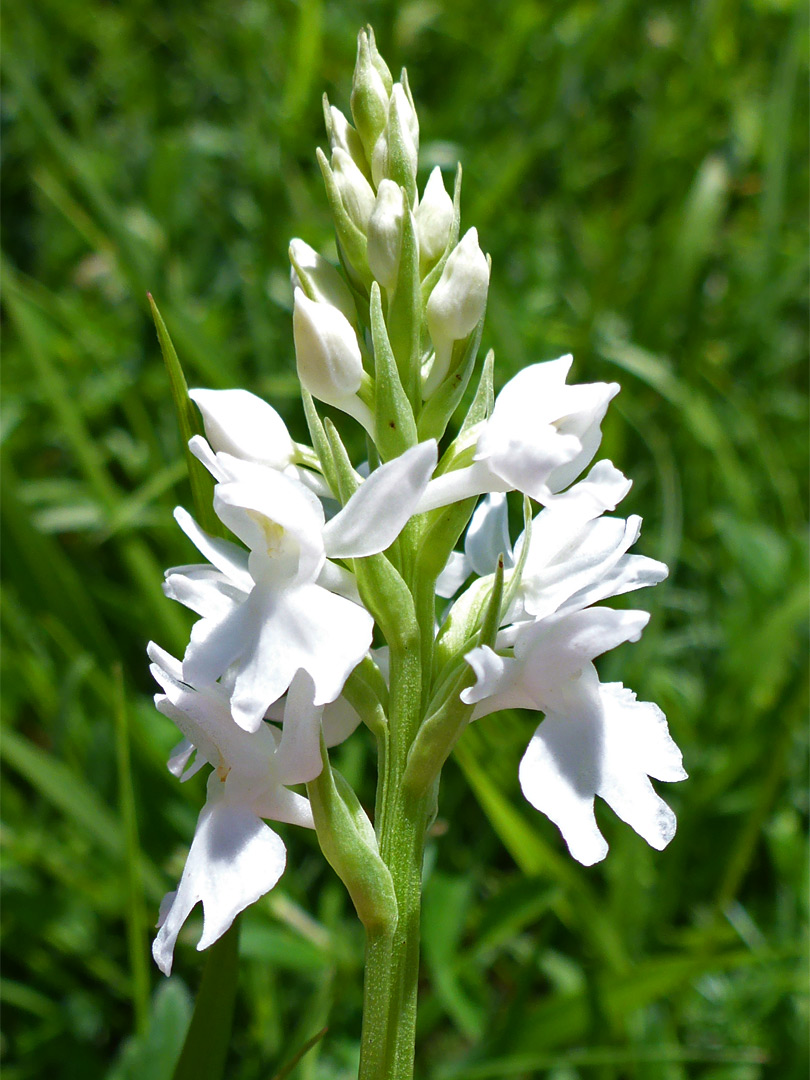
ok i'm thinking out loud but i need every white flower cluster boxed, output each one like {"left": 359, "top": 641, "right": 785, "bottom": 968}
{"left": 149, "top": 28, "right": 684, "bottom": 974}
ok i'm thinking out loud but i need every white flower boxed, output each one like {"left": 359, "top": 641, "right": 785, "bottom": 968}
{"left": 331, "top": 147, "right": 376, "bottom": 233}
{"left": 418, "top": 356, "right": 619, "bottom": 512}
{"left": 289, "top": 238, "right": 356, "bottom": 323}
{"left": 423, "top": 227, "right": 490, "bottom": 396}
{"left": 168, "top": 440, "right": 438, "bottom": 731}
{"left": 149, "top": 649, "right": 321, "bottom": 974}
{"left": 415, "top": 166, "right": 454, "bottom": 271}
{"left": 293, "top": 289, "right": 364, "bottom": 402}
{"left": 460, "top": 469, "right": 680, "bottom": 865}
{"left": 367, "top": 179, "right": 405, "bottom": 289}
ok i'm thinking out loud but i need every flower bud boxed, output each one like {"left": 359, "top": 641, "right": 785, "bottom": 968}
{"left": 415, "top": 166, "right": 454, "bottom": 269}
{"left": 424, "top": 227, "right": 490, "bottom": 395}
{"left": 289, "top": 239, "right": 356, "bottom": 323}
{"left": 367, "top": 180, "right": 405, "bottom": 290}
{"left": 325, "top": 101, "right": 367, "bottom": 172}
{"left": 366, "top": 25, "right": 393, "bottom": 94}
{"left": 370, "top": 85, "right": 418, "bottom": 197}
{"left": 331, "top": 147, "right": 376, "bottom": 234}
{"left": 350, "top": 28, "right": 390, "bottom": 157}
{"left": 293, "top": 288, "right": 364, "bottom": 408}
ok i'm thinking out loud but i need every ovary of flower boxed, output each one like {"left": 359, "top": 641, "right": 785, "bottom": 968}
{"left": 463, "top": 608, "right": 686, "bottom": 865}
{"left": 148, "top": 648, "right": 321, "bottom": 974}
{"left": 170, "top": 441, "right": 438, "bottom": 731}
{"left": 418, "top": 356, "right": 620, "bottom": 513}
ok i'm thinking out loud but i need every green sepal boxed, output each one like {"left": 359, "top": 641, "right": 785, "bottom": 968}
{"left": 350, "top": 29, "right": 389, "bottom": 159}
{"left": 342, "top": 656, "right": 389, "bottom": 737}
{"left": 316, "top": 148, "right": 372, "bottom": 284}
{"left": 301, "top": 390, "right": 340, "bottom": 499}
{"left": 427, "top": 347, "right": 495, "bottom": 482}
{"left": 416, "top": 304, "right": 487, "bottom": 443}
{"left": 307, "top": 738, "right": 398, "bottom": 935}
{"left": 385, "top": 195, "right": 422, "bottom": 409}
{"left": 420, "top": 165, "right": 462, "bottom": 302}
{"left": 366, "top": 26, "right": 393, "bottom": 94}
{"left": 148, "top": 295, "right": 221, "bottom": 538}
{"left": 370, "top": 282, "right": 418, "bottom": 459}
{"left": 403, "top": 555, "right": 505, "bottom": 798}
{"left": 499, "top": 495, "right": 533, "bottom": 619}
{"left": 458, "top": 348, "right": 494, "bottom": 440}
{"left": 384, "top": 90, "right": 417, "bottom": 207}
{"left": 323, "top": 417, "right": 362, "bottom": 502}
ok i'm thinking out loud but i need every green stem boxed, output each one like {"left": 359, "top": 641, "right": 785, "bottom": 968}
{"left": 358, "top": 624, "right": 430, "bottom": 1080}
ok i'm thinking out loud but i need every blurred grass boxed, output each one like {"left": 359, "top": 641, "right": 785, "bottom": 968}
{"left": 1, "top": 1, "right": 807, "bottom": 1079}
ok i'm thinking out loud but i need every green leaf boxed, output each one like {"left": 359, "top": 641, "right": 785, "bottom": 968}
{"left": 147, "top": 295, "right": 220, "bottom": 538}
{"left": 171, "top": 919, "right": 240, "bottom": 1080}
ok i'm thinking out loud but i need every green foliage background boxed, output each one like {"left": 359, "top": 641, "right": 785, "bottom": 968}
{"left": 2, "top": 1, "right": 807, "bottom": 1077}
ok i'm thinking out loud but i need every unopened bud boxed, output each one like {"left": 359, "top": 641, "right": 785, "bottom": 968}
{"left": 366, "top": 26, "right": 393, "bottom": 94}
{"left": 370, "top": 84, "right": 418, "bottom": 197}
{"left": 331, "top": 148, "right": 376, "bottom": 233}
{"left": 415, "top": 167, "right": 454, "bottom": 269}
{"left": 424, "top": 228, "right": 490, "bottom": 395}
{"left": 289, "top": 239, "right": 356, "bottom": 324}
{"left": 325, "top": 101, "right": 367, "bottom": 172}
{"left": 293, "top": 289, "right": 364, "bottom": 408}
{"left": 367, "top": 180, "right": 405, "bottom": 290}
{"left": 350, "top": 29, "right": 390, "bottom": 156}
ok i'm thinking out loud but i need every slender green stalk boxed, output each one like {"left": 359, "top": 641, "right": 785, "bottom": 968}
{"left": 359, "top": 525, "right": 432, "bottom": 1080}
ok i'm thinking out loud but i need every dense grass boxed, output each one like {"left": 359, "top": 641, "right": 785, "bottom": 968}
{"left": 2, "top": 1, "right": 808, "bottom": 1078}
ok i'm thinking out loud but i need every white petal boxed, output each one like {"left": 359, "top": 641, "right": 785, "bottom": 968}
{"left": 167, "top": 738, "right": 204, "bottom": 781}
{"left": 416, "top": 458, "right": 510, "bottom": 515}
{"left": 182, "top": 593, "right": 257, "bottom": 693}
{"left": 227, "top": 582, "right": 373, "bottom": 731}
{"left": 461, "top": 645, "right": 536, "bottom": 717}
{"left": 173, "top": 507, "right": 253, "bottom": 591}
{"left": 519, "top": 709, "right": 610, "bottom": 867}
{"left": 316, "top": 560, "right": 362, "bottom": 604}
{"left": 436, "top": 550, "right": 471, "bottom": 598}
{"left": 322, "top": 441, "right": 438, "bottom": 558}
{"left": 213, "top": 464, "right": 326, "bottom": 585}
{"left": 272, "top": 670, "right": 324, "bottom": 785}
{"left": 465, "top": 492, "right": 513, "bottom": 577}
{"left": 163, "top": 564, "right": 246, "bottom": 619}
{"left": 254, "top": 785, "right": 314, "bottom": 829}
{"left": 518, "top": 679, "right": 685, "bottom": 866}
{"left": 321, "top": 696, "right": 362, "bottom": 746}
{"left": 152, "top": 785, "right": 286, "bottom": 975}
{"left": 189, "top": 388, "right": 294, "bottom": 468}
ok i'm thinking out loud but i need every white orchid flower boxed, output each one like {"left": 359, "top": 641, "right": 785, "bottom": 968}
{"left": 463, "top": 605, "right": 685, "bottom": 865}
{"left": 418, "top": 356, "right": 620, "bottom": 512}
{"left": 167, "top": 440, "right": 438, "bottom": 731}
{"left": 149, "top": 647, "right": 322, "bottom": 975}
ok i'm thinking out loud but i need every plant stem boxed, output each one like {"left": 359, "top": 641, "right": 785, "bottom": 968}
{"left": 358, "top": 615, "right": 430, "bottom": 1080}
